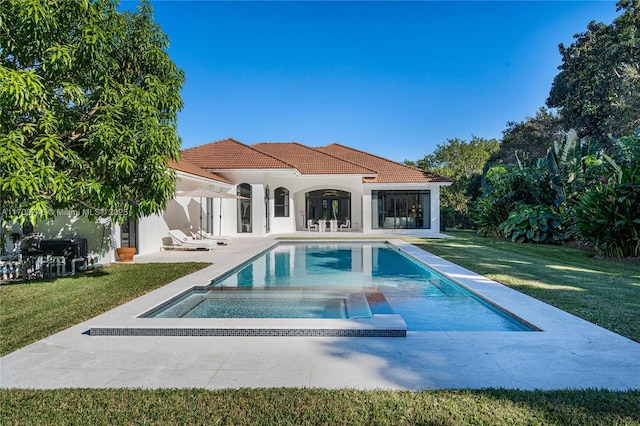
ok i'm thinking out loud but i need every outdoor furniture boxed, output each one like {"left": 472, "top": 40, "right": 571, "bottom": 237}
{"left": 1, "top": 259, "right": 23, "bottom": 281}
{"left": 166, "top": 229, "right": 217, "bottom": 250}
{"left": 191, "top": 227, "right": 230, "bottom": 245}
{"left": 307, "top": 219, "right": 318, "bottom": 231}
{"left": 339, "top": 219, "right": 351, "bottom": 231}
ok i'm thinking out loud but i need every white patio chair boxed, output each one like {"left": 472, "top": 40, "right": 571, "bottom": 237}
{"left": 307, "top": 219, "right": 318, "bottom": 231}
{"left": 167, "top": 229, "right": 217, "bottom": 250}
{"left": 339, "top": 219, "right": 351, "bottom": 231}
{"left": 191, "top": 227, "right": 230, "bottom": 245}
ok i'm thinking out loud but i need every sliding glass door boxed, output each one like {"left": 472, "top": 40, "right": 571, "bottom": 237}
{"left": 371, "top": 190, "right": 430, "bottom": 229}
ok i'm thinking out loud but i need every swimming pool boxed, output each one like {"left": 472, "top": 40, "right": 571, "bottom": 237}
{"left": 142, "top": 242, "right": 533, "bottom": 332}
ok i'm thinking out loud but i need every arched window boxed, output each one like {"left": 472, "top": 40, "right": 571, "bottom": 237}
{"left": 274, "top": 187, "right": 289, "bottom": 217}
{"left": 237, "top": 183, "right": 252, "bottom": 233}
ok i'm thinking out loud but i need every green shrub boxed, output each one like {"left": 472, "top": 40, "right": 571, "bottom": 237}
{"left": 571, "top": 132, "right": 640, "bottom": 258}
{"left": 472, "top": 197, "right": 504, "bottom": 237}
{"left": 499, "top": 204, "right": 565, "bottom": 244}
{"left": 573, "top": 182, "right": 640, "bottom": 258}
{"left": 440, "top": 206, "right": 455, "bottom": 231}
{"left": 471, "top": 164, "right": 553, "bottom": 237}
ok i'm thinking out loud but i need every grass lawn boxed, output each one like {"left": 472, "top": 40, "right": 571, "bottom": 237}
{"left": 0, "top": 263, "right": 210, "bottom": 356}
{"left": 406, "top": 229, "right": 640, "bottom": 343}
{"left": 2, "top": 238, "right": 639, "bottom": 425}
{"left": 2, "top": 388, "right": 639, "bottom": 425}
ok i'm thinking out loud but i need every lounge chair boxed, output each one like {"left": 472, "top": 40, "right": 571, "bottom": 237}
{"left": 307, "top": 219, "right": 318, "bottom": 231}
{"left": 191, "top": 228, "right": 230, "bottom": 245}
{"left": 166, "top": 229, "right": 217, "bottom": 250}
{"left": 339, "top": 219, "right": 351, "bottom": 231}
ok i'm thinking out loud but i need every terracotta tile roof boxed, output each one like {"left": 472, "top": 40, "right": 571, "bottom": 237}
{"left": 315, "top": 143, "right": 453, "bottom": 184}
{"left": 169, "top": 159, "right": 233, "bottom": 185}
{"left": 180, "top": 138, "right": 451, "bottom": 184}
{"left": 182, "top": 138, "right": 293, "bottom": 170}
{"left": 252, "top": 142, "right": 377, "bottom": 175}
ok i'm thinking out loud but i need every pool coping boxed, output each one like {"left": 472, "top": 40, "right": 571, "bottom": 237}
{"left": 85, "top": 238, "right": 556, "bottom": 338}
{"left": 88, "top": 314, "right": 408, "bottom": 338}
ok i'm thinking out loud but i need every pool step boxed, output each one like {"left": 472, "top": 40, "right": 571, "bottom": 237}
{"left": 87, "top": 314, "right": 407, "bottom": 338}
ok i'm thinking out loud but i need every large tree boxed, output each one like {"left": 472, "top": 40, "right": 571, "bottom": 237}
{"left": 0, "top": 0, "right": 184, "bottom": 226}
{"left": 547, "top": 0, "right": 640, "bottom": 147}
{"left": 494, "top": 107, "right": 565, "bottom": 164}
{"left": 411, "top": 136, "right": 499, "bottom": 226}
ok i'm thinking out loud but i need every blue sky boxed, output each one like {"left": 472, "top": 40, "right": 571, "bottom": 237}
{"left": 127, "top": 1, "right": 620, "bottom": 162}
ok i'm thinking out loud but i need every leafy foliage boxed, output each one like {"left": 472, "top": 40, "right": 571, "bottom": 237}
{"left": 0, "top": 0, "right": 184, "bottom": 225}
{"left": 494, "top": 107, "right": 565, "bottom": 164}
{"left": 547, "top": 0, "right": 640, "bottom": 146}
{"left": 499, "top": 204, "right": 565, "bottom": 244}
{"left": 410, "top": 136, "right": 499, "bottom": 228}
{"left": 603, "top": 131, "right": 640, "bottom": 184}
{"left": 573, "top": 182, "right": 640, "bottom": 258}
{"left": 471, "top": 197, "right": 503, "bottom": 238}
{"left": 572, "top": 132, "right": 640, "bottom": 258}
{"left": 472, "top": 163, "right": 559, "bottom": 237}
{"left": 546, "top": 130, "right": 602, "bottom": 206}
{"left": 475, "top": 130, "right": 640, "bottom": 255}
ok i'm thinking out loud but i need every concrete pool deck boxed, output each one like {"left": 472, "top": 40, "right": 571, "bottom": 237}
{"left": 2, "top": 235, "right": 639, "bottom": 390}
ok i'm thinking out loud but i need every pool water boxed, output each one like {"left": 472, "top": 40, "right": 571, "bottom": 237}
{"left": 147, "top": 287, "right": 373, "bottom": 319}
{"left": 143, "top": 242, "right": 532, "bottom": 332}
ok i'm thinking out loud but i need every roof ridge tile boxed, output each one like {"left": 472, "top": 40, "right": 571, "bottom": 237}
{"left": 253, "top": 142, "right": 377, "bottom": 175}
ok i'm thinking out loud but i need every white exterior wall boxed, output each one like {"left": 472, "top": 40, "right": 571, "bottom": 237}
{"left": 268, "top": 183, "right": 295, "bottom": 234}
{"left": 362, "top": 190, "right": 372, "bottom": 232}
{"left": 32, "top": 215, "right": 113, "bottom": 262}
{"left": 252, "top": 183, "right": 266, "bottom": 236}
{"left": 136, "top": 213, "right": 169, "bottom": 255}
{"left": 430, "top": 185, "right": 441, "bottom": 232}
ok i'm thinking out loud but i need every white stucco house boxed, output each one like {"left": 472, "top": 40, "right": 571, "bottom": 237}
{"left": 6, "top": 139, "right": 452, "bottom": 263}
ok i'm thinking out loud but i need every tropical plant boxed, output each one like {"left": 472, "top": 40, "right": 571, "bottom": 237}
{"left": 602, "top": 131, "right": 640, "bottom": 184}
{"left": 573, "top": 182, "right": 640, "bottom": 258}
{"left": 0, "top": 0, "right": 184, "bottom": 226}
{"left": 546, "top": 130, "right": 602, "bottom": 206}
{"left": 499, "top": 204, "right": 565, "bottom": 244}
{"left": 471, "top": 197, "right": 502, "bottom": 238}
{"left": 572, "top": 131, "right": 640, "bottom": 258}
{"left": 472, "top": 163, "right": 559, "bottom": 237}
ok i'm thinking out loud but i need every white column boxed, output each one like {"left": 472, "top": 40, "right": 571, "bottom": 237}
{"left": 362, "top": 189, "right": 372, "bottom": 232}
{"left": 430, "top": 185, "right": 440, "bottom": 232}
